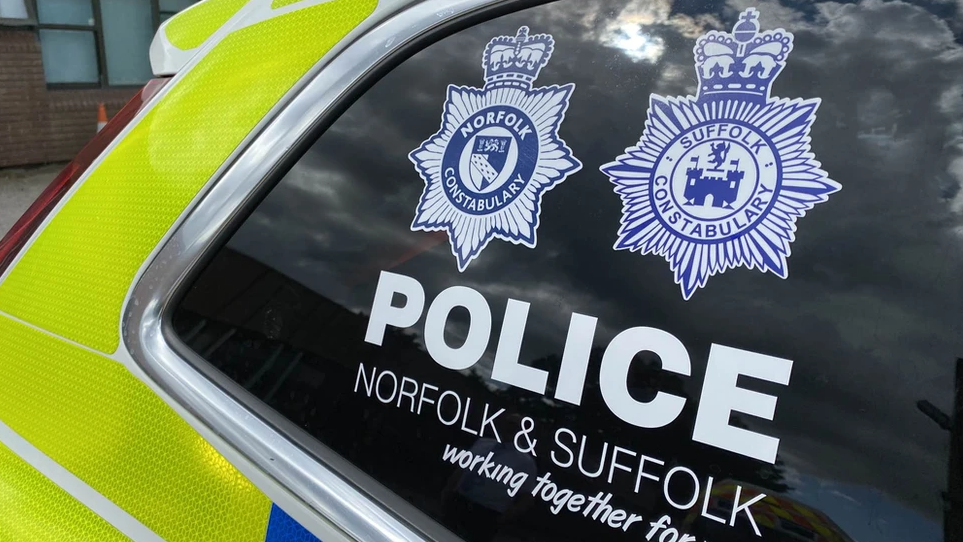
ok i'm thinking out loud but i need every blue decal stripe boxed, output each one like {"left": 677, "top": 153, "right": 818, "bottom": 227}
{"left": 264, "top": 505, "right": 322, "bottom": 542}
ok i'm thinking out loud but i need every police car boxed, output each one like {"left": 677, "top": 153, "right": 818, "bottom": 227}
{"left": 0, "top": 0, "right": 959, "bottom": 541}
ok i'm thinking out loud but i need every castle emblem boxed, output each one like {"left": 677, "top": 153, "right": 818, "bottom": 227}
{"left": 410, "top": 27, "right": 581, "bottom": 271}
{"left": 600, "top": 8, "right": 840, "bottom": 299}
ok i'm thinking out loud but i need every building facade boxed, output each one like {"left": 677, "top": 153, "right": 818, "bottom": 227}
{"left": 0, "top": 0, "right": 196, "bottom": 168}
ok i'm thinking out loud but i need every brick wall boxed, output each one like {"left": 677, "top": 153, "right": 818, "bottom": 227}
{"left": 0, "top": 28, "right": 137, "bottom": 168}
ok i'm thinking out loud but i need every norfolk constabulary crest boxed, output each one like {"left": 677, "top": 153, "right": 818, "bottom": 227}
{"left": 600, "top": 9, "right": 840, "bottom": 299}
{"left": 409, "top": 27, "right": 581, "bottom": 271}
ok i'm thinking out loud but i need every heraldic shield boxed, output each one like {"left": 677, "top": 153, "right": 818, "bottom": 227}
{"left": 600, "top": 8, "right": 840, "bottom": 300}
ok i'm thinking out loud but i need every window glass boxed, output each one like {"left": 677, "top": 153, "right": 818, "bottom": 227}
{"left": 36, "top": 0, "right": 93, "bottom": 26}
{"left": 100, "top": 0, "right": 153, "bottom": 85}
{"left": 38, "top": 29, "right": 98, "bottom": 84}
{"left": 0, "top": 0, "right": 29, "bottom": 19}
{"left": 159, "top": 1, "right": 196, "bottom": 31}
{"left": 158, "top": 0, "right": 194, "bottom": 12}
{"left": 173, "top": 2, "right": 962, "bottom": 542}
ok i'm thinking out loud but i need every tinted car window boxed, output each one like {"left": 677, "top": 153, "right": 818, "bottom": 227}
{"left": 172, "top": 2, "right": 962, "bottom": 542}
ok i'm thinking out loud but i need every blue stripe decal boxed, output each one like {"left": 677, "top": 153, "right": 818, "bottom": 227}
{"left": 265, "top": 504, "right": 322, "bottom": 542}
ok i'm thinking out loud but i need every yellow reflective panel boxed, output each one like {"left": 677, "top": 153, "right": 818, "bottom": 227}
{"left": 165, "top": 0, "right": 250, "bottom": 50}
{"left": 0, "top": 0, "right": 379, "bottom": 353}
{"left": 0, "top": 315, "right": 271, "bottom": 542}
{"left": 0, "top": 442, "right": 130, "bottom": 542}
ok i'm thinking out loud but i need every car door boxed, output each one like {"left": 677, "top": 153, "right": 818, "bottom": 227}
{"left": 125, "top": 1, "right": 962, "bottom": 542}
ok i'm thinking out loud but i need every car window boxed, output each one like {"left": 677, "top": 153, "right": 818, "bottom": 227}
{"left": 172, "top": 2, "right": 962, "bottom": 542}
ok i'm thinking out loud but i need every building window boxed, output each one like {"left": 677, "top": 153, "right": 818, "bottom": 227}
{"left": 36, "top": 0, "right": 99, "bottom": 85}
{"left": 35, "top": 0, "right": 196, "bottom": 87}
{"left": 38, "top": 28, "right": 99, "bottom": 84}
{"left": 157, "top": 0, "right": 193, "bottom": 24}
{"left": 0, "top": 0, "right": 35, "bottom": 24}
{"left": 99, "top": 0, "right": 154, "bottom": 85}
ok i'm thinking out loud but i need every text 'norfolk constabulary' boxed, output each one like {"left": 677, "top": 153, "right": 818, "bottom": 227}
{"left": 409, "top": 26, "right": 581, "bottom": 271}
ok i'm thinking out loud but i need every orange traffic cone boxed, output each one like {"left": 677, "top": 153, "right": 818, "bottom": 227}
{"left": 96, "top": 103, "right": 108, "bottom": 132}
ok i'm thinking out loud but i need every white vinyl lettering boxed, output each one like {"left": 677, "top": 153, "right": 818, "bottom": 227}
{"left": 364, "top": 271, "right": 425, "bottom": 346}
{"left": 599, "top": 327, "right": 691, "bottom": 429}
{"left": 424, "top": 286, "right": 492, "bottom": 371}
{"left": 555, "top": 312, "right": 598, "bottom": 406}
{"left": 692, "top": 344, "right": 793, "bottom": 464}
{"left": 364, "top": 271, "right": 792, "bottom": 464}
{"left": 491, "top": 299, "right": 549, "bottom": 394}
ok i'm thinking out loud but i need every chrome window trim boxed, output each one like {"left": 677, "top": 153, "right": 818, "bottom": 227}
{"left": 122, "top": 1, "right": 532, "bottom": 541}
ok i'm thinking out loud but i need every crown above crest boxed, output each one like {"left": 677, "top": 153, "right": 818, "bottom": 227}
{"left": 693, "top": 8, "right": 794, "bottom": 103}
{"left": 483, "top": 27, "right": 555, "bottom": 89}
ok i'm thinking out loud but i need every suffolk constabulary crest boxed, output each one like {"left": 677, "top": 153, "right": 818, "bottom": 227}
{"left": 601, "top": 9, "right": 840, "bottom": 300}
{"left": 410, "top": 27, "right": 581, "bottom": 271}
